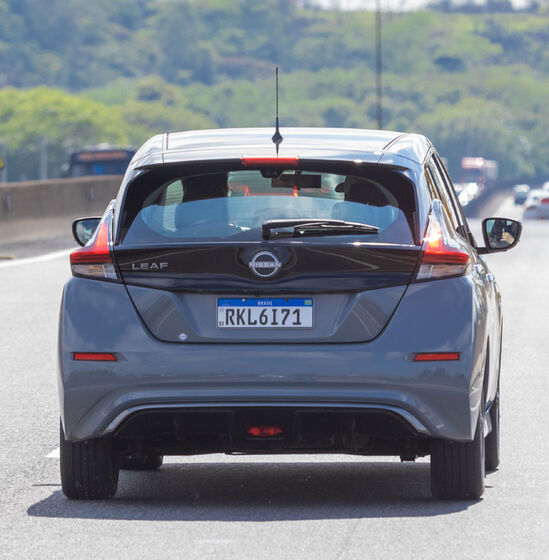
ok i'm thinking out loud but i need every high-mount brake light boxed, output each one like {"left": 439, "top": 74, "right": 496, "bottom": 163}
{"left": 414, "top": 352, "right": 460, "bottom": 362}
{"left": 415, "top": 201, "right": 470, "bottom": 281}
{"left": 70, "top": 217, "right": 118, "bottom": 280}
{"left": 73, "top": 352, "right": 117, "bottom": 362}
{"left": 241, "top": 156, "right": 299, "bottom": 167}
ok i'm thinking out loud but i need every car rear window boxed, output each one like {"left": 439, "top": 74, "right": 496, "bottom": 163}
{"left": 120, "top": 166, "right": 417, "bottom": 246}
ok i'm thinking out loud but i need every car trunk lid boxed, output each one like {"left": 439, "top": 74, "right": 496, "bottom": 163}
{"left": 114, "top": 242, "right": 420, "bottom": 343}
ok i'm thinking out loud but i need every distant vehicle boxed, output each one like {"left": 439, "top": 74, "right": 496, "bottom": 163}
{"left": 59, "top": 127, "right": 522, "bottom": 501}
{"left": 513, "top": 184, "right": 530, "bottom": 205}
{"left": 460, "top": 157, "right": 498, "bottom": 190}
{"left": 542, "top": 181, "right": 549, "bottom": 192}
{"left": 453, "top": 182, "right": 479, "bottom": 207}
{"left": 523, "top": 189, "right": 549, "bottom": 220}
{"left": 63, "top": 147, "right": 135, "bottom": 178}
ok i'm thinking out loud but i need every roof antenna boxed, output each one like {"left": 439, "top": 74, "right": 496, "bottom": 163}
{"left": 271, "top": 66, "right": 283, "bottom": 155}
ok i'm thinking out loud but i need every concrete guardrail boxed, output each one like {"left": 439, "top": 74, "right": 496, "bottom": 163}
{"left": 0, "top": 175, "right": 121, "bottom": 246}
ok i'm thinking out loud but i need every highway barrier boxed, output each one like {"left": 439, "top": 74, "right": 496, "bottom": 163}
{"left": 0, "top": 176, "right": 121, "bottom": 246}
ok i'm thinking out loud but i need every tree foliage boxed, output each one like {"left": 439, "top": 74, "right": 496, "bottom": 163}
{"left": 0, "top": 0, "right": 548, "bottom": 181}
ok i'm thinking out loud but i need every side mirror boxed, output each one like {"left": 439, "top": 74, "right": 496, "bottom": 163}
{"left": 72, "top": 217, "right": 101, "bottom": 247}
{"left": 479, "top": 217, "right": 522, "bottom": 254}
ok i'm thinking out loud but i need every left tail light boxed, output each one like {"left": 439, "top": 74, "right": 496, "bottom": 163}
{"left": 70, "top": 213, "right": 119, "bottom": 281}
{"left": 415, "top": 200, "right": 471, "bottom": 281}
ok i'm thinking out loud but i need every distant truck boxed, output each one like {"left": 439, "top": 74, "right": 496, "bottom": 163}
{"left": 63, "top": 147, "right": 135, "bottom": 178}
{"left": 460, "top": 157, "right": 498, "bottom": 190}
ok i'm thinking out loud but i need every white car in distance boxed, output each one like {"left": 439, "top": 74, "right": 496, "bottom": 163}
{"left": 523, "top": 189, "right": 549, "bottom": 220}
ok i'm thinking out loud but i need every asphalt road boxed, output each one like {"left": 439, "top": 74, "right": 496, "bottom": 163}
{"left": 0, "top": 196, "right": 547, "bottom": 559}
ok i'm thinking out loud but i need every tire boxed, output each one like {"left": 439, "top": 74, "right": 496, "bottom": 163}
{"left": 60, "top": 421, "right": 120, "bottom": 500}
{"left": 430, "top": 410, "right": 485, "bottom": 500}
{"left": 120, "top": 453, "right": 163, "bottom": 471}
{"left": 485, "top": 388, "right": 500, "bottom": 471}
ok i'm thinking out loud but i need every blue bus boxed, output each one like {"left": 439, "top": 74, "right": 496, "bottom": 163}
{"left": 64, "top": 147, "right": 135, "bottom": 177}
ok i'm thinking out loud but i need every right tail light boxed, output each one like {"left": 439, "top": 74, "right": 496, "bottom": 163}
{"left": 415, "top": 200, "right": 471, "bottom": 281}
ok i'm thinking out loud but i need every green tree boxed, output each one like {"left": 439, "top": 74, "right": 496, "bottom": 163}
{"left": 0, "top": 87, "right": 130, "bottom": 180}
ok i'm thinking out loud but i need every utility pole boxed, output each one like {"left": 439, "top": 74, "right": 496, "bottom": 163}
{"left": 375, "top": 0, "right": 383, "bottom": 130}
{"left": 0, "top": 144, "right": 7, "bottom": 182}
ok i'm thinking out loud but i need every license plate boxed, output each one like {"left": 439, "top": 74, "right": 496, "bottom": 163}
{"left": 217, "top": 298, "right": 314, "bottom": 328}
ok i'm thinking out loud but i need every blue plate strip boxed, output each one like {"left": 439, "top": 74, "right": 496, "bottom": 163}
{"left": 218, "top": 298, "right": 313, "bottom": 307}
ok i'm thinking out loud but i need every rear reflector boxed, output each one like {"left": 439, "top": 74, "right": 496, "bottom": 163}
{"left": 246, "top": 426, "right": 284, "bottom": 437}
{"left": 70, "top": 215, "right": 118, "bottom": 280}
{"left": 414, "top": 352, "right": 460, "bottom": 362}
{"left": 241, "top": 156, "right": 299, "bottom": 167}
{"left": 73, "top": 352, "right": 117, "bottom": 362}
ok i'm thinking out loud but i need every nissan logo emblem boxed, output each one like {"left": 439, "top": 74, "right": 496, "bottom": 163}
{"left": 249, "top": 251, "right": 282, "bottom": 279}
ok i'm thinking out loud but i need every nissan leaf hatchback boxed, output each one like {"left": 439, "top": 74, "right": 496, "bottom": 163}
{"left": 58, "top": 128, "right": 521, "bottom": 500}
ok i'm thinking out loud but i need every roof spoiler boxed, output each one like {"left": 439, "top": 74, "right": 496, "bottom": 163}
{"left": 134, "top": 158, "right": 410, "bottom": 172}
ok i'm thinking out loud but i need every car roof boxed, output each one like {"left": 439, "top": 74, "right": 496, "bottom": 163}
{"left": 130, "top": 127, "right": 432, "bottom": 169}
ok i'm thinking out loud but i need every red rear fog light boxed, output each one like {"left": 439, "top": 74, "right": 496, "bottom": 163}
{"left": 246, "top": 426, "right": 284, "bottom": 437}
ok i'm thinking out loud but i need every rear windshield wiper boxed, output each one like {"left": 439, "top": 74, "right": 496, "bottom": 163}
{"left": 262, "top": 219, "right": 379, "bottom": 240}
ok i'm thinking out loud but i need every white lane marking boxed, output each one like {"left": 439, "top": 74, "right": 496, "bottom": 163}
{"left": 46, "top": 447, "right": 60, "bottom": 459}
{"left": 0, "top": 248, "right": 71, "bottom": 269}
{"left": 493, "top": 197, "right": 516, "bottom": 218}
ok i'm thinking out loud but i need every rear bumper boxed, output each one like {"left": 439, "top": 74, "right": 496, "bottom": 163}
{"left": 524, "top": 206, "right": 549, "bottom": 219}
{"left": 58, "top": 275, "right": 488, "bottom": 444}
{"left": 103, "top": 401, "right": 430, "bottom": 437}
{"left": 109, "top": 405, "right": 430, "bottom": 457}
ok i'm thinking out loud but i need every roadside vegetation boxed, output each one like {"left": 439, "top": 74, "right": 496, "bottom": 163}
{"left": 0, "top": 0, "right": 547, "bottom": 181}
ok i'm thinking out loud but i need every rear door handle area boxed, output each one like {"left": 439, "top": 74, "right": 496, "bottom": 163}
{"left": 474, "top": 265, "right": 495, "bottom": 283}
{"left": 474, "top": 264, "right": 486, "bottom": 279}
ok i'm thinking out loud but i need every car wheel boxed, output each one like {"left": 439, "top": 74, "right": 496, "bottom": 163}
{"left": 120, "top": 453, "right": 163, "bottom": 471}
{"left": 60, "top": 421, "right": 120, "bottom": 500}
{"left": 485, "top": 388, "right": 500, "bottom": 471}
{"left": 430, "top": 408, "right": 485, "bottom": 500}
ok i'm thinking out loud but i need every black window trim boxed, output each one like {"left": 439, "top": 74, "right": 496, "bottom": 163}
{"left": 431, "top": 153, "right": 477, "bottom": 247}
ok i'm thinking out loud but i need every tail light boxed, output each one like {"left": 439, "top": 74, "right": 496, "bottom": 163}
{"left": 70, "top": 212, "right": 119, "bottom": 281}
{"left": 541, "top": 198, "right": 549, "bottom": 205}
{"left": 415, "top": 200, "right": 470, "bottom": 281}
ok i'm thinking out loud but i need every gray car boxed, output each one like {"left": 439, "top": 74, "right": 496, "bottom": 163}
{"left": 58, "top": 128, "right": 521, "bottom": 500}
